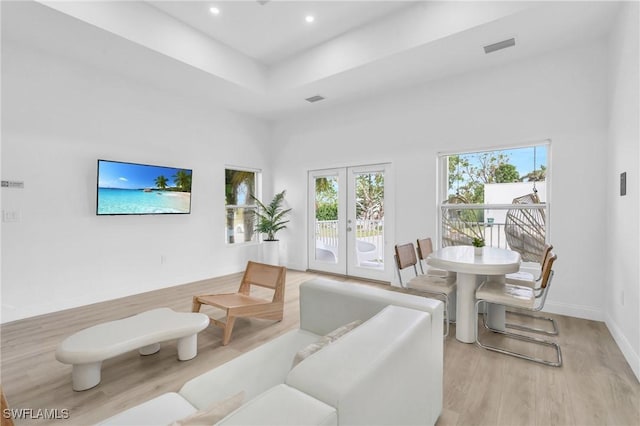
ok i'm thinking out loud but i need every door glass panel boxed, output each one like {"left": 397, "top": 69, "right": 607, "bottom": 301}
{"left": 354, "top": 171, "right": 384, "bottom": 270}
{"left": 314, "top": 175, "right": 339, "bottom": 264}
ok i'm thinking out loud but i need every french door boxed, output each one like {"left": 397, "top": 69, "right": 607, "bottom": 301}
{"left": 308, "top": 164, "right": 392, "bottom": 281}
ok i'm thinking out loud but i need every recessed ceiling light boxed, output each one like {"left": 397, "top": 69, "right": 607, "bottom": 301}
{"left": 305, "top": 15, "right": 315, "bottom": 23}
{"left": 209, "top": 6, "right": 220, "bottom": 16}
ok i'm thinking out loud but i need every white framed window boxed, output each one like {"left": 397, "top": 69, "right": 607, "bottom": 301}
{"left": 225, "top": 167, "right": 261, "bottom": 244}
{"left": 437, "top": 141, "right": 550, "bottom": 262}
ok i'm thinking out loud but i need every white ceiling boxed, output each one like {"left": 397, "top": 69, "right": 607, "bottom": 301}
{"left": 1, "top": 1, "right": 622, "bottom": 120}
{"left": 147, "top": 1, "right": 416, "bottom": 65}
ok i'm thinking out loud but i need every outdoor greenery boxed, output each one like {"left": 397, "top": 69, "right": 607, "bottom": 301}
{"left": 313, "top": 173, "right": 384, "bottom": 223}
{"left": 448, "top": 151, "right": 546, "bottom": 204}
{"left": 251, "top": 190, "right": 292, "bottom": 241}
{"left": 315, "top": 177, "right": 338, "bottom": 221}
{"left": 444, "top": 147, "right": 547, "bottom": 248}
{"left": 355, "top": 173, "right": 384, "bottom": 221}
{"left": 225, "top": 169, "right": 256, "bottom": 243}
{"left": 448, "top": 152, "right": 517, "bottom": 204}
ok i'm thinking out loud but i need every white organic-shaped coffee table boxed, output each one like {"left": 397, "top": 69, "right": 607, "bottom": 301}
{"left": 56, "top": 308, "right": 209, "bottom": 391}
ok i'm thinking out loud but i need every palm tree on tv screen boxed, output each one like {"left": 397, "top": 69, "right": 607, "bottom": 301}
{"left": 172, "top": 170, "right": 192, "bottom": 192}
{"left": 155, "top": 175, "right": 168, "bottom": 190}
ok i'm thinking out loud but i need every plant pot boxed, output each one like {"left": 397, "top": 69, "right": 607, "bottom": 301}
{"left": 262, "top": 240, "right": 280, "bottom": 265}
{"left": 474, "top": 247, "right": 483, "bottom": 256}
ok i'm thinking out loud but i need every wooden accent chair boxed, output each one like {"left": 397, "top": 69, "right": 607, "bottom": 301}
{"left": 192, "top": 261, "right": 286, "bottom": 346}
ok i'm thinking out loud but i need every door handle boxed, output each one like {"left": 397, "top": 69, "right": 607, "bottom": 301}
{"left": 347, "top": 227, "right": 352, "bottom": 232}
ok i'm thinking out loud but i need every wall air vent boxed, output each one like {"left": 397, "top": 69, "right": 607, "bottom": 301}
{"left": 483, "top": 38, "right": 516, "bottom": 54}
{"left": 305, "top": 95, "right": 326, "bottom": 103}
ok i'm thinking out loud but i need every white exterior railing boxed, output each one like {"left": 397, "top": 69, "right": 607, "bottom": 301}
{"left": 440, "top": 204, "right": 547, "bottom": 262}
{"left": 315, "top": 219, "right": 385, "bottom": 266}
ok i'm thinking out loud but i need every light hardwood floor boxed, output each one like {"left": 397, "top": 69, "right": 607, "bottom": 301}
{"left": 1, "top": 270, "right": 638, "bottom": 425}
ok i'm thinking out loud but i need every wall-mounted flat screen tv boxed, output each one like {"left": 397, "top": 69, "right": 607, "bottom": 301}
{"left": 97, "top": 159, "right": 192, "bottom": 215}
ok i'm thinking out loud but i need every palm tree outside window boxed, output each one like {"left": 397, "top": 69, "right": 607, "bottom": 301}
{"left": 225, "top": 168, "right": 259, "bottom": 244}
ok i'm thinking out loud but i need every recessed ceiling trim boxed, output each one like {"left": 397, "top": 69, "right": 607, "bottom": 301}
{"left": 483, "top": 38, "right": 516, "bottom": 54}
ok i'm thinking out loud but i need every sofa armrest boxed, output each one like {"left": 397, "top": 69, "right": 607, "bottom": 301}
{"left": 287, "top": 305, "right": 441, "bottom": 426}
{"left": 299, "top": 277, "right": 443, "bottom": 414}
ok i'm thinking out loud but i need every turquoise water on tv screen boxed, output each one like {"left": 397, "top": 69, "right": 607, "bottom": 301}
{"left": 97, "top": 188, "right": 191, "bottom": 214}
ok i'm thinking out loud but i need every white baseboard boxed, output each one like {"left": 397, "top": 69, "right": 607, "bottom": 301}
{"left": 604, "top": 313, "right": 640, "bottom": 382}
{"left": 542, "top": 300, "right": 604, "bottom": 322}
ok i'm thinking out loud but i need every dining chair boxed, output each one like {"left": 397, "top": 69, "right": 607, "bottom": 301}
{"left": 504, "top": 243, "right": 558, "bottom": 335}
{"left": 192, "top": 261, "right": 286, "bottom": 346}
{"left": 416, "top": 237, "right": 448, "bottom": 277}
{"left": 394, "top": 242, "right": 455, "bottom": 337}
{"left": 474, "top": 252, "right": 561, "bottom": 367}
{"left": 506, "top": 243, "right": 553, "bottom": 286}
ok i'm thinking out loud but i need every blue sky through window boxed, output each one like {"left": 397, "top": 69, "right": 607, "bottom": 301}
{"left": 98, "top": 160, "right": 191, "bottom": 190}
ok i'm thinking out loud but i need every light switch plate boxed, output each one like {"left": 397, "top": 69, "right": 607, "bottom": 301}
{"left": 1, "top": 180, "right": 24, "bottom": 189}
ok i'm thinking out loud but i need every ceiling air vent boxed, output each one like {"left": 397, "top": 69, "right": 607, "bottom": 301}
{"left": 305, "top": 95, "right": 326, "bottom": 103}
{"left": 483, "top": 38, "right": 516, "bottom": 54}
{"left": 257, "top": 1, "right": 271, "bottom": 5}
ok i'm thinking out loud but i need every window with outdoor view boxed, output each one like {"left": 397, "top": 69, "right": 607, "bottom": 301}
{"left": 439, "top": 142, "right": 549, "bottom": 262}
{"left": 225, "top": 168, "right": 259, "bottom": 244}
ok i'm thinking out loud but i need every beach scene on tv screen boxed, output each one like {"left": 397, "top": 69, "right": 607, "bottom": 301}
{"left": 97, "top": 161, "right": 192, "bottom": 214}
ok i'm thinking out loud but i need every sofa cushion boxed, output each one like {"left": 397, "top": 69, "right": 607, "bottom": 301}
{"left": 179, "top": 329, "right": 321, "bottom": 409}
{"left": 216, "top": 384, "right": 337, "bottom": 426}
{"left": 96, "top": 392, "right": 197, "bottom": 426}
{"left": 292, "top": 320, "right": 361, "bottom": 368}
{"left": 171, "top": 391, "right": 245, "bottom": 426}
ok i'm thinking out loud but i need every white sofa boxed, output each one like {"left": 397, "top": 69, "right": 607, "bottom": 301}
{"left": 99, "top": 278, "right": 444, "bottom": 426}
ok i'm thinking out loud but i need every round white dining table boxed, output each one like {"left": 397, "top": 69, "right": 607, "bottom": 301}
{"left": 427, "top": 246, "right": 521, "bottom": 343}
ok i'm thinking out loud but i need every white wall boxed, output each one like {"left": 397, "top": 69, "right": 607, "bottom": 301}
{"left": 273, "top": 41, "right": 610, "bottom": 321}
{"left": 605, "top": 2, "right": 640, "bottom": 380}
{"left": 1, "top": 41, "right": 271, "bottom": 323}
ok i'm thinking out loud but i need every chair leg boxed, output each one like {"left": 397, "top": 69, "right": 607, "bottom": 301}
{"left": 192, "top": 297, "right": 202, "bottom": 313}
{"left": 505, "top": 310, "right": 559, "bottom": 336}
{"left": 221, "top": 316, "right": 236, "bottom": 346}
{"left": 475, "top": 300, "right": 562, "bottom": 367}
{"left": 443, "top": 295, "right": 449, "bottom": 338}
{"left": 411, "top": 290, "right": 451, "bottom": 339}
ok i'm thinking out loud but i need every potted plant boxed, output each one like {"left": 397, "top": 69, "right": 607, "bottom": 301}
{"left": 472, "top": 237, "right": 485, "bottom": 256}
{"left": 250, "top": 190, "right": 292, "bottom": 265}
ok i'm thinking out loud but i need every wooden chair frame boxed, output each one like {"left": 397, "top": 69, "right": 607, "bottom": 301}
{"left": 192, "top": 261, "right": 286, "bottom": 346}
{"left": 416, "top": 237, "right": 448, "bottom": 277}
{"left": 394, "top": 242, "right": 453, "bottom": 338}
